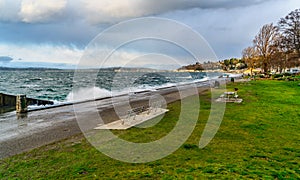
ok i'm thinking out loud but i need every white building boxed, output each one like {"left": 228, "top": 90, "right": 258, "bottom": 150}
{"left": 286, "top": 67, "right": 300, "bottom": 74}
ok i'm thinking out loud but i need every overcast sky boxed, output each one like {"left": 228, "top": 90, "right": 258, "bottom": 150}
{"left": 0, "top": 0, "right": 299, "bottom": 69}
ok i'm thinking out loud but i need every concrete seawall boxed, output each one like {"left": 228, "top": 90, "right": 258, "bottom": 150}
{"left": 0, "top": 93, "right": 54, "bottom": 113}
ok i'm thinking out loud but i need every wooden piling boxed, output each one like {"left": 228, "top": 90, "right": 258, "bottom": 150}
{"left": 0, "top": 93, "right": 3, "bottom": 106}
{"left": 16, "top": 95, "right": 27, "bottom": 113}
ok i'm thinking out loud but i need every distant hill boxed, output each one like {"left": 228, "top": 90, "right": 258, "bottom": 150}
{"left": 178, "top": 62, "right": 222, "bottom": 71}
{"left": 0, "top": 66, "right": 169, "bottom": 72}
{"left": 178, "top": 59, "right": 247, "bottom": 72}
{"left": 114, "top": 67, "right": 168, "bottom": 72}
{"left": 0, "top": 66, "right": 60, "bottom": 71}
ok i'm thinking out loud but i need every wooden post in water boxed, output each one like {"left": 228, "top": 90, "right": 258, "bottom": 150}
{"left": 0, "top": 93, "right": 3, "bottom": 107}
{"left": 16, "top": 95, "right": 27, "bottom": 113}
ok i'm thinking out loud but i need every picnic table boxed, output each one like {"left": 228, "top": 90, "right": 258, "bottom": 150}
{"left": 223, "top": 91, "right": 235, "bottom": 99}
{"left": 217, "top": 90, "right": 242, "bottom": 103}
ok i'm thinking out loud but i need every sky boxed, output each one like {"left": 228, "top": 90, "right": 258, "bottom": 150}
{"left": 0, "top": 0, "right": 299, "bottom": 69}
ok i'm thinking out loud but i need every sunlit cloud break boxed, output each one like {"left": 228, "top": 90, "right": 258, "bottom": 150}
{"left": 0, "top": 43, "right": 82, "bottom": 64}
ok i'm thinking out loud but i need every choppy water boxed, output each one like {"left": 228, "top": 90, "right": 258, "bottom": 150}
{"left": 0, "top": 69, "right": 220, "bottom": 103}
{"left": 0, "top": 70, "right": 74, "bottom": 101}
{"left": 0, "top": 69, "right": 223, "bottom": 144}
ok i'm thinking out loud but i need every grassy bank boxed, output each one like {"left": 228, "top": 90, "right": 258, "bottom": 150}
{"left": 1, "top": 80, "right": 300, "bottom": 179}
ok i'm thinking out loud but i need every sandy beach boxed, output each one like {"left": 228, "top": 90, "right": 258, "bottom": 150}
{"left": 0, "top": 81, "right": 212, "bottom": 159}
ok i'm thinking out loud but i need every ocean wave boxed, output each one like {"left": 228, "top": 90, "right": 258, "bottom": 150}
{"left": 1, "top": 71, "right": 223, "bottom": 104}
{"left": 66, "top": 87, "right": 111, "bottom": 102}
{"left": 65, "top": 77, "right": 213, "bottom": 103}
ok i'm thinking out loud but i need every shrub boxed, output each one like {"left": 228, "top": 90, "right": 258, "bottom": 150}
{"left": 273, "top": 74, "right": 283, "bottom": 78}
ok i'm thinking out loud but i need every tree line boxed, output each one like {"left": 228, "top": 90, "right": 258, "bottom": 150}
{"left": 220, "top": 58, "right": 247, "bottom": 71}
{"left": 242, "top": 9, "right": 300, "bottom": 76}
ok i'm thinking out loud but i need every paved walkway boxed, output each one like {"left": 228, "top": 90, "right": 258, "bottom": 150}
{"left": 0, "top": 81, "right": 211, "bottom": 159}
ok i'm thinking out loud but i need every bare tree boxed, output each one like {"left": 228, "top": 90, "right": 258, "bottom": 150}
{"left": 270, "top": 51, "right": 286, "bottom": 73}
{"left": 253, "top": 23, "right": 280, "bottom": 73}
{"left": 242, "top": 46, "right": 258, "bottom": 76}
{"left": 278, "top": 9, "right": 300, "bottom": 57}
{"left": 242, "top": 9, "right": 300, "bottom": 74}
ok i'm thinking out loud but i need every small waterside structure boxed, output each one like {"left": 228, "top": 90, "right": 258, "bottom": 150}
{"left": 94, "top": 106, "right": 169, "bottom": 130}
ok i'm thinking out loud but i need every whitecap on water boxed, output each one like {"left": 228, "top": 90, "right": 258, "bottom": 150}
{"left": 66, "top": 87, "right": 112, "bottom": 102}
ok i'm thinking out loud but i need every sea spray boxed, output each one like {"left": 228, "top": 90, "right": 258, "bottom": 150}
{"left": 66, "top": 87, "right": 111, "bottom": 102}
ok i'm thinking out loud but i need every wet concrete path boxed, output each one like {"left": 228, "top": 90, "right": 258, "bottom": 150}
{"left": 0, "top": 81, "right": 211, "bottom": 159}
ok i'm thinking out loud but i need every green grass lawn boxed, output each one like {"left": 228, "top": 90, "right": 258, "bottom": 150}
{"left": 1, "top": 80, "right": 300, "bottom": 179}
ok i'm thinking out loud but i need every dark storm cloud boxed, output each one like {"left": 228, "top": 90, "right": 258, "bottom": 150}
{"left": 0, "top": 56, "right": 13, "bottom": 62}
{"left": 0, "top": 0, "right": 270, "bottom": 24}
{"left": 0, "top": 0, "right": 299, "bottom": 64}
{"left": 0, "top": 21, "right": 98, "bottom": 47}
{"left": 0, "top": 0, "right": 271, "bottom": 46}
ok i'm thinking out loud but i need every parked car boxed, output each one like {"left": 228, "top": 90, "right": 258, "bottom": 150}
{"left": 287, "top": 68, "right": 300, "bottom": 74}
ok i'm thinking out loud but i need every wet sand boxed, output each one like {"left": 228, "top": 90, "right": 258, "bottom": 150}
{"left": 0, "top": 82, "right": 211, "bottom": 159}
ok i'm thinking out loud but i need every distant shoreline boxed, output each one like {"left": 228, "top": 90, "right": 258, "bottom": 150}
{"left": 0, "top": 66, "right": 61, "bottom": 71}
